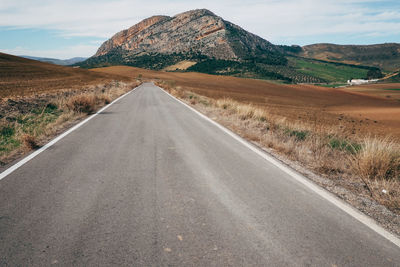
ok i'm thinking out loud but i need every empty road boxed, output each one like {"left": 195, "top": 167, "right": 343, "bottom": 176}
{"left": 0, "top": 82, "right": 399, "bottom": 266}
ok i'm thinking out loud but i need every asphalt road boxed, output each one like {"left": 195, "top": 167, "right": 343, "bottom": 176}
{"left": 0, "top": 82, "right": 399, "bottom": 266}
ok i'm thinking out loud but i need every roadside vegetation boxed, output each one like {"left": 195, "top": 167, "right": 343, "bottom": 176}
{"left": 0, "top": 53, "right": 139, "bottom": 165}
{"left": 157, "top": 80, "right": 400, "bottom": 214}
{"left": 0, "top": 81, "right": 138, "bottom": 165}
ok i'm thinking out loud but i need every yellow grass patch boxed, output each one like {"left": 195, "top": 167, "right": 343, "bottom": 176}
{"left": 163, "top": 60, "right": 197, "bottom": 71}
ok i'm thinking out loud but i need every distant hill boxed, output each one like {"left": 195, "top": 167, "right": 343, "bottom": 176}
{"left": 78, "top": 9, "right": 386, "bottom": 84}
{"left": 21, "top": 56, "right": 87, "bottom": 66}
{"left": 0, "top": 53, "right": 119, "bottom": 97}
{"left": 297, "top": 43, "right": 400, "bottom": 72}
{"left": 385, "top": 72, "right": 400, "bottom": 82}
{"left": 79, "top": 9, "right": 303, "bottom": 82}
{"left": 93, "top": 9, "right": 279, "bottom": 61}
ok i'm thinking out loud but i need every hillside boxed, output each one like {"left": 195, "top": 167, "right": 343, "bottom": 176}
{"left": 77, "top": 9, "right": 313, "bottom": 82}
{"left": 287, "top": 57, "right": 383, "bottom": 83}
{"left": 93, "top": 9, "right": 278, "bottom": 60}
{"left": 0, "top": 53, "right": 124, "bottom": 97}
{"left": 79, "top": 9, "right": 386, "bottom": 84}
{"left": 79, "top": 8, "right": 288, "bottom": 79}
{"left": 21, "top": 56, "right": 87, "bottom": 66}
{"left": 298, "top": 43, "right": 400, "bottom": 72}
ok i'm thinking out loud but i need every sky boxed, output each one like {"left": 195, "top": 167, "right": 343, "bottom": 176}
{"left": 0, "top": 0, "right": 399, "bottom": 59}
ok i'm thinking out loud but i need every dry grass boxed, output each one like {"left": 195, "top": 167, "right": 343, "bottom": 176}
{"left": 235, "top": 104, "right": 255, "bottom": 120}
{"left": 98, "top": 93, "right": 112, "bottom": 104}
{"left": 352, "top": 137, "right": 400, "bottom": 181}
{"left": 65, "top": 88, "right": 123, "bottom": 114}
{"left": 22, "top": 134, "right": 39, "bottom": 150}
{"left": 163, "top": 60, "right": 197, "bottom": 71}
{"left": 66, "top": 94, "right": 97, "bottom": 114}
{"left": 215, "top": 98, "right": 233, "bottom": 110}
{"left": 0, "top": 53, "right": 141, "bottom": 164}
{"left": 0, "top": 80, "right": 139, "bottom": 165}
{"left": 161, "top": 85, "right": 400, "bottom": 213}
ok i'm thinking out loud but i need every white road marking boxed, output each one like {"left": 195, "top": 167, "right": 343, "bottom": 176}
{"left": 0, "top": 85, "right": 141, "bottom": 181}
{"left": 158, "top": 84, "right": 400, "bottom": 248}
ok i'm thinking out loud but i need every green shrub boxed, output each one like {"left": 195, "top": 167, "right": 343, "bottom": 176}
{"left": 329, "top": 138, "right": 361, "bottom": 154}
{"left": 286, "top": 129, "right": 309, "bottom": 141}
{"left": 0, "top": 126, "right": 15, "bottom": 137}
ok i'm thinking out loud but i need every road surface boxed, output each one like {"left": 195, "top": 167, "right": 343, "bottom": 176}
{"left": 0, "top": 82, "right": 399, "bottom": 266}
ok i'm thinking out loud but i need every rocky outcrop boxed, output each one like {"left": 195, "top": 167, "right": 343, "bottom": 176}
{"left": 95, "top": 15, "right": 170, "bottom": 56}
{"left": 93, "top": 9, "right": 277, "bottom": 60}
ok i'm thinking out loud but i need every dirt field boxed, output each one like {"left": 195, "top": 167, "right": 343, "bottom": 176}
{"left": 94, "top": 66, "right": 400, "bottom": 139}
{"left": 0, "top": 53, "right": 128, "bottom": 97}
{"left": 344, "top": 83, "right": 400, "bottom": 101}
{"left": 1, "top": 57, "right": 399, "bottom": 225}
{"left": 0, "top": 54, "right": 137, "bottom": 165}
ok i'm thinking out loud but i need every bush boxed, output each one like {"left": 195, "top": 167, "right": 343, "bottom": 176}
{"left": 1, "top": 126, "right": 15, "bottom": 137}
{"left": 45, "top": 103, "right": 58, "bottom": 113}
{"left": 215, "top": 98, "right": 234, "bottom": 110}
{"left": 99, "top": 94, "right": 112, "bottom": 104}
{"left": 66, "top": 94, "right": 97, "bottom": 114}
{"left": 22, "top": 134, "right": 39, "bottom": 150}
{"left": 235, "top": 104, "right": 255, "bottom": 120}
{"left": 352, "top": 137, "right": 400, "bottom": 180}
{"left": 366, "top": 69, "right": 384, "bottom": 79}
{"left": 329, "top": 138, "right": 361, "bottom": 154}
{"left": 286, "top": 129, "right": 309, "bottom": 141}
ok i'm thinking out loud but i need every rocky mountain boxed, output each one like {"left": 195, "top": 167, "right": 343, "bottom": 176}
{"left": 297, "top": 43, "right": 400, "bottom": 71}
{"left": 78, "top": 9, "right": 388, "bottom": 84}
{"left": 79, "top": 9, "right": 289, "bottom": 74}
{"left": 93, "top": 9, "right": 278, "bottom": 60}
{"left": 21, "top": 56, "right": 87, "bottom": 66}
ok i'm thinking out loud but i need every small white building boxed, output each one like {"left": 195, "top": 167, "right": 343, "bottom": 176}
{"left": 347, "top": 79, "right": 379, "bottom": 85}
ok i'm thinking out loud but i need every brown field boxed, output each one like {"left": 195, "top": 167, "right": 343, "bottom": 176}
{"left": 94, "top": 66, "right": 400, "bottom": 139}
{"left": 0, "top": 54, "right": 137, "bottom": 166}
{"left": 344, "top": 83, "right": 400, "bottom": 101}
{"left": 1, "top": 57, "right": 399, "bottom": 223}
{"left": 0, "top": 53, "right": 128, "bottom": 97}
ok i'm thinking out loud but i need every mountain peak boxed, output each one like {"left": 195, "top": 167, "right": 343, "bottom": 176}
{"left": 93, "top": 9, "right": 277, "bottom": 60}
{"left": 174, "top": 8, "right": 216, "bottom": 18}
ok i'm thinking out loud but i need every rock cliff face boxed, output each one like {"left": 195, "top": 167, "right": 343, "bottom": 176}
{"left": 93, "top": 9, "right": 277, "bottom": 60}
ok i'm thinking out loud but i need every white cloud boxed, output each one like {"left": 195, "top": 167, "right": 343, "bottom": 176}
{"left": 1, "top": 44, "right": 99, "bottom": 59}
{"left": 0, "top": 0, "right": 399, "bottom": 47}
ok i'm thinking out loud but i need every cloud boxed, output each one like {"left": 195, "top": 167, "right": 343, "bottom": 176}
{"left": 0, "top": 0, "right": 399, "bottom": 50}
{"left": 219, "top": 0, "right": 400, "bottom": 44}
{"left": 1, "top": 44, "right": 99, "bottom": 59}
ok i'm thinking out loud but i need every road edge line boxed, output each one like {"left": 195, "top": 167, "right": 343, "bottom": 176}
{"left": 0, "top": 84, "right": 141, "bottom": 181}
{"left": 157, "top": 84, "right": 400, "bottom": 248}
